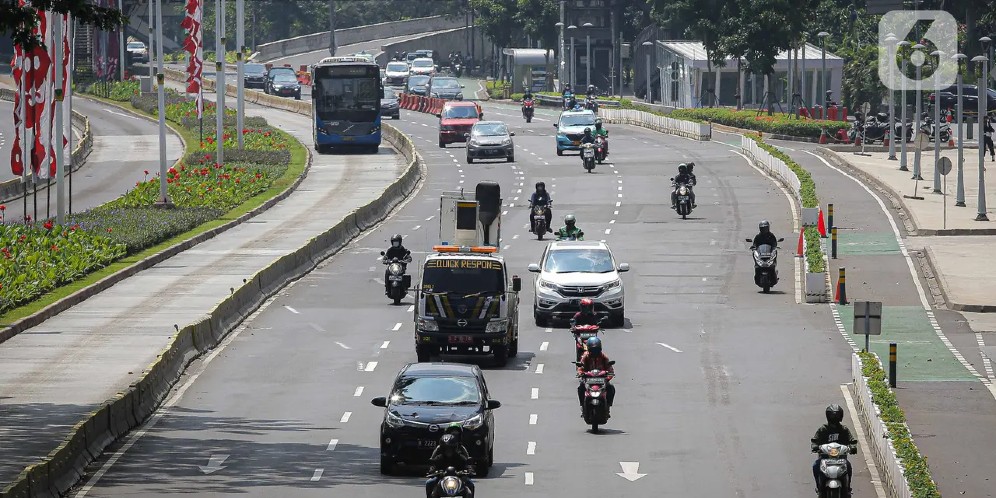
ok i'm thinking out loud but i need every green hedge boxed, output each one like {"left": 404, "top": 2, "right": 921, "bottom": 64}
{"left": 858, "top": 351, "right": 940, "bottom": 498}
{"left": 671, "top": 108, "right": 848, "bottom": 139}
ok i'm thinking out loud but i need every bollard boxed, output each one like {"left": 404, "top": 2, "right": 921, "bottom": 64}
{"left": 827, "top": 203, "right": 834, "bottom": 231}
{"left": 967, "top": 116, "right": 974, "bottom": 140}
{"left": 835, "top": 267, "right": 848, "bottom": 305}
{"left": 831, "top": 226, "right": 838, "bottom": 259}
{"left": 889, "top": 342, "right": 897, "bottom": 387}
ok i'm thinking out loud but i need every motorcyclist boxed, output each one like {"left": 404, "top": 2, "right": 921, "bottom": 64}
{"left": 382, "top": 234, "right": 412, "bottom": 294}
{"left": 670, "top": 163, "right": 697, "bottom": 208}
{"left": 593, "top": 119, "right": 609, "bottom": 155}
{"left": 556, "top": 214, "right": 584, "bottom": 240}
{"left": 576, "top": 337, "right": 615, "bottom": 410}
{"left": 751, "top": 220, "right": 779, "bottom": 249}
{"left": 811, "top": 404, "right": 856, "bottom": 493}
{"left": 528, "top": 181, "right": 552, "bottom": 233}
{"left": 586, "top": 84, "right": 596, "bottom": 99}
{"left": 425, "top": 430, "right": 475, "bottom": 498}
{"left": 570, "top": 298, "right": 600, "bottom": 327}
{"left": 522, "top": 88, "right": 534, "bottom": 101}
{"left": 580, "top": 127, "right": 596, "bottom": 145}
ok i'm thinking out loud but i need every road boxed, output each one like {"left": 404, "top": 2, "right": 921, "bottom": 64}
{"left": 71, "top": 95, "right": 880, "bottom": 496}
{"left": 0, "top": 97, "right": 183, "bottom": 223}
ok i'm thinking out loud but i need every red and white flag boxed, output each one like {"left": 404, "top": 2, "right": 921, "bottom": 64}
{"left": 182, "top": 0, "right": 203, "bottom": 118}
{"left": 10, "top": 46, "right": 25, "bottom": 177}
{"left": 28, "top": 10, "right": 52, "bottom": 179}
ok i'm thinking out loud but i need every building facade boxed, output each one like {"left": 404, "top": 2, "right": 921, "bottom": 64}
{"left": 562, "top": 0, "right": 618, "bottom": 92}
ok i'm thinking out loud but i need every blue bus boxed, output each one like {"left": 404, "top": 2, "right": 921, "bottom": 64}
{"left": 311, "top": 56, "right": 383, "bottom": 153}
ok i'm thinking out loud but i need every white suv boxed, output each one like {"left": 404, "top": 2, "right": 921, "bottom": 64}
{"left": 527, "top": 241, "right": 629, "bottom": 327}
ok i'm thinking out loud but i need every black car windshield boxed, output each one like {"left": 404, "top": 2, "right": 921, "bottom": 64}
{"left": 273, "top": 74, "right": 297, "bottom": 83}
{"left": 443, "top": 106, "right": 479, "bottom": 119}
{"left": 387, "top": 62, "right": 408, "bottom": 72}
{"left": 433, "top": 79, "right": 460, "bottom": 89}
{"left": 269, "top": 68, "right": 295, "bottom": 77}
{"left": 391, "top": 376, "right": 481, "bottom": 404}
{"left": 560, "top": 113, "right": 596, "bottom": 127}
{"left": 383, "top": 88, "right": 397, "bottom": 99}
{"left": 245, "top": 65, "right": 265, "bottom": 75}
{"left": 473, "top": 123, "right": 508, "bottom": 136}
{"left": 422, "top": 259, "right": 504, "bottom": 295}
{"left": 409, "top": 76, "right": 429, "bottom": 87}
{"left": 543, "top": 249, "right": 614, "bottom": 273}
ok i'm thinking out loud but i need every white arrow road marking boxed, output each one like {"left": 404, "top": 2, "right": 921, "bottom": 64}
{"left": 524, "top": 472, "right": 534, "bottom": 485}
{"left": 284, "top": 306, "right": 299, "bottom": 314}
{"left": 310, "top": 468, "right": 324, "bottom": 481}
{"left": 353, "top": 386, "right": 364, "bottom": 397}
{"left": 104, "top": 108, "right": 141, "bottom": 120}
{"left": 616, "top": 462, "right": 647, "bottom": 481}
{"left": 198, "top": 454, "right": 229, "bottom": 474}
{"left": 657, "top": 343, "right": 682, "bottom": 353}
{"left": 327, "top": 438, "right": 339, "bottom": 451}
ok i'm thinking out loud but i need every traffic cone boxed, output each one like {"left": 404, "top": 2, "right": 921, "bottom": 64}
{"left": 819, "top": 129, "right": 828, "bottom": 144}
{"left": 796, "top": 228, "right": 805, "bottom": 257}
{"left": 817, "top": 208, "right": 827, "bottom": 238}
{"left": 948, "top": 136, "right": 955, "bottom": 148}
{"left": 854, "top": 134, "right": 862, "bottom": 146}
{"left": 946, "top": 107, "right": 953, "bottom": 123}
{"left": 883, "top": 131, "right": 890, "bottom": 148}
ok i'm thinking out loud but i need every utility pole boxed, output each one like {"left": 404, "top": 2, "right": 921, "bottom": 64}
{"left": 328, "top": 0, "right": 337, "bottom": 56}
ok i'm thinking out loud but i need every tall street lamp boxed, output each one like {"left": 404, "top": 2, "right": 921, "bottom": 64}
{"left": 931, "top": 49, "right": 944, "bottom": 194}
{"left": 885, "top": 33, "right": 897, "bottom": 160}
{"left": 583, "top": 22, "right": 593, "bottom": 89}
{"left": 642, "top": 41, "right": 652, "bottom": 103}
{"left": 954, "top": 52, "right": 967, "bottom": 206}
{"left": 899, "top": 40, "right": 911, "bottom": 171}
{"left": 912, "top": 43, "right": 926, "bottom": 181}
{"left": 556, "top": 22, "right": 564, "bottom": 91}
{"left": 568, "top": 25, "right": 577, "bottom": 89}
{"left": 818, "top": 31, "right": 829, "bottom": 109}
{"left": 972, "top": 35, "right": 991, "bottom": 221}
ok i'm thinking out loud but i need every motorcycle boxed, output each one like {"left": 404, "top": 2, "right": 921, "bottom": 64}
{"left": 672, "top": 180, "right": 693, "bottom": 219}
{"left": 563, "top": 92, "right": 575, "bottom": 110}
{"left": 580, "top": 143, "right": 596, "bottom": 172}
{"left": 573, "top": 360, "right": 615, "bottom": 433}
{"left": 531, "top": 204, "right": 550, "bottom": 240}
{"left": 814, "top": 442, "right": 856, "bottom": 498}
{"left": 849, "top": 112, "right": 889, "bottom": 143}
{"left": 379, "top": 252, "right": 412, "bottom": 305}
{"left": 453, "top": 63, "right": 463, "bottom": 78}
{"left": 893, "top": 116, "right": 914, "bottom": 143}
{"left": 427, "top": 467, "right": 474, "bottom": 498}
{"left": 522, "top": 98, "right": 535, "bottom": 123}
{"left": 570, "top": 318, "right": 605, "bottom": 361}
{"left": 584, "top": 96, "right": 598, "bottom": 112}
{"left": 744, "top": 239, "right": 784, "bottom": 293}
{"left": 594, "top": 135, "right": 607, "bottom": 163}
{"left": 919, "top": 113, "right": 952, "bottom": 143}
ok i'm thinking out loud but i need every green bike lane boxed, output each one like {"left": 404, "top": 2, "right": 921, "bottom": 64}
{"left": 766, "top": 137, "right": 996, "bottom": 497}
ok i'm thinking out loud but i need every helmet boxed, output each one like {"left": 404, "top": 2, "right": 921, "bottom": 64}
{"left": 583, "top": 127, "right": 592, "bottom": 135}
{"left": 391, "top": 234, "right": 402, "bottom": 247}
{"left": 441, "top": 433, "right": 459, "bottom": 449}
{"left": 588, "top": 84, "right": 595, "bottom": 92}
{"left": 595, "top": 118, "right": 603, "bottom": 128}
{"left": 758, "top": 220, "right": 770, "bottom": 234}
{"left": 564, "top": 214, "right": 576, "bottom": 227}
{"left": 687, "top": 162, "right": 694, "bottom": 173}
{"left": 535, "top": 181, "right": 546, "bottom": 190}
{"left": 585, "top": 336, "right": 602, "bottom": 356}
{"left": 579, "top": 298, "right": 594, "bottom": 314}
{"left": 678, "top": 163, "right": 688, "bottom": 174}
{"left": 825, "top": 404, "right": 844, "bottom": 424}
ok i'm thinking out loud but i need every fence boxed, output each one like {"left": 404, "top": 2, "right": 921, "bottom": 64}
{"left": 597, "top": 108, "right": 711, "bottom": 141}
{"left": 851, "top": 353, "right": 913, "bottom": 498}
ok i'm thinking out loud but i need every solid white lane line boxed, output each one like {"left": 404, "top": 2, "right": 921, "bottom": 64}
{"left": 840, "top": 385, "right": 888, "bottom": 498}
{"left": 364, "top": 362, "right": 378, "bottom": 372}
{"left": 527, "top": 442, "right": 536, "bottom": 455}
{"left": 540, "top": 341, "right": 549, "bottom": 351}
{"left": 311, "top": 469, "right": 324, "bottom": 481}
{"left": 327, "top": 438, "right": 339, "bottom": 451}
{"left": 340, "top": 412, "right": 352, "bottom": 423}
{"left": 353, "top": 387, "right": 364, "bottom": 397}
{"left": 535, "top": 364, "right": 544, "bottom": 374}
{"left": 657, "top": 342, "right": 682, "bottom": 353}
{"left": 529, "top": 413, "right": 538, "bottom": 424}
{"left": 392, "top": 322, "right": 403, "bottom": 331}
{"left": 531, "top": 388, "right": 539, "bottom": 399}
{"left": 525, "top": 472, "right": 534, "bottom": 485}
{"left": 284, "top": 305, "right": 299, "bottom": 314}
{"left": 381, "top": 341, "right": 390, "bottom": 349}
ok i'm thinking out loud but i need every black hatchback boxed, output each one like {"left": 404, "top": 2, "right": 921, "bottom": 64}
{"left": 371, "top": 362, "right": 500, "bottom": 476}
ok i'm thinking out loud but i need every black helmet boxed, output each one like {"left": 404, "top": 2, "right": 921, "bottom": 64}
{"left": 564, "top": 214, "right": 576, "bottom": 227}
{"left": 583, "top": 127, "right": 592, "bottom": 135}
{"left": 535, "top": 181, "right": 546, "bottom": 190}
{"left": 687, "top": 162, "right": 694, "bottom": 173}
{"left": 391, "top": 234, "right": 402, "bottom": 247}
{"left": 825, "top": 404, "right": 844, "bottom": 424}
{"left": 588, "top": 84, "right": 595, "bottom": 92}
{"left": 678, "top": 163, "right": 688, "bottom": 174}
{"left": 758, "top": 220, "right": 770, "bottom": 234}
{"left": 444, "top": 423, "right": 463, "bottom": 437}
{"left": 594, "top": 118, "right": 603, "bottom": 129}
{"left": 441, "top": 433, "right": 459, "bottom": 448}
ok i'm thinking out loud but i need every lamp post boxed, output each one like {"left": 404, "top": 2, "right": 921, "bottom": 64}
{"left": 913, "top": 43, "right": 926, "bottom": 180}
{"left": 568, "top": 25, "right": 577, "bottom": 89}
{"left": 155, "top": 0, "right": 170, "bottom": 205}
{"left": 899, "top": 40, "right": 911, "bottom": 170}
{"left": 955, "top": 53, "right": 967, "bottom": 206}
{"left": 236, "top": 0, "right": 245, "bottom": 149}
{"left": 973, "top": 35, "right": 991, "bottom": 221}
{"left": 886, "top": 33, "right": 897, "bottom": 160}
{"left": 931, "top": 50, "right": 943, "bottom": 194}
{"left": 642, "top": 41, "right": 652, "bottom": 103}
{"left": 583, "top": 22, "right": 593, "bottom": 89}
{"left": 556, "top": 21, "right": 564, "bottom": 91}
{"left": 818, "top": 31, "right": 829, "bottom": 110}
{"left": 118, "top": 0, "right": 125, "bottom": 81}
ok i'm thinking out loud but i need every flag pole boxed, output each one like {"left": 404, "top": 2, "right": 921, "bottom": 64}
{"left": 67, "top": 14, "right": 75, "bottom": 215}
{"left": 55, "top": 11, "right": 65, "bottom": 223}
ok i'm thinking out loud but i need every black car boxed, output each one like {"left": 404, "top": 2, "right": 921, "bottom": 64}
{"left": 371, "top": 362, "right": 500, "bottom": 476}
{"left": 264, "top": 66, "right": 297, "bottom": 95}
{"left": 928, "top": 84, "right": 996, "bottom": 116}
{"left": 429, "top": 76, "right": 464, "bottom": 100}
{"left": 382, "top": 87, "right": 401, "bottom": 119}
{"left": 269, "top": 73, "right": 301, "bottom": 99}
{"left": 407, "top": 75, "right": 430, "bottom": 96}
{"left": 243, "top": 63, "right": 266, "bottom": 89}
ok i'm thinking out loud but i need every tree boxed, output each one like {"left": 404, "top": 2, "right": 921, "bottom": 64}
{"left": 2, "top": 0, "right": 125, "bottom": 51}
{"left": 516, "top": 0, "right": 557, "bottom": 49}
{"left": 470, "top": 0, "right": 517, "bottom": 49}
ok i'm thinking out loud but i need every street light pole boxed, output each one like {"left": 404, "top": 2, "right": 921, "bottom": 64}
{"left": 913, "top": 43, "right": 926, "bottom": 181}
{"left": 955, "top": 53, "right": 967, "bottom": 206}
{"left": 932, "top": 50, "right": 944, "bottom": 194}
{"left": 643, "top": 41, "right": 652, "bottom": 104}
{"left": 583, "top": 22, "right": 593, "bottom": 89}
{"left": 236, "top": 0, "right": 245, "bottom": 149}
{"left": 214, "top": 0, "right": 224, "bottom": 165}
{"left": 886, "top": 33, "right": 897, "bottom": 160}
{"left": 818, "top": 31, "right": 829, "bottom": 111}
{"left": 899, "top": 40, "right": 911, "bottom": 171}
{"left": 973, "top": 35, "right": 991, "bottom": 221}
{"left": 155, "top": 0, "right": 170, "bottom": 204}
{"left": 54, "top": 13, "right": 65, "bottom": 222}
{"left": 568, "top": 25, "right": 577, "bottom": 89}
{"left": 556, "top": 21, "right": 564, "bottom": 91}
{"left": 118, "top": 0, "right": 125, "bottom": 81}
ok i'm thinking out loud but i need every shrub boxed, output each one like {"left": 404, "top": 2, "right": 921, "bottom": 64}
{"left": 671, "top": 108, "right": 848, "bottom": 139}
{"left": 64, "top": 207, "right": 223, "bottom": 254}
{"left": 0, "top": 222, "right": 127, "bottom": 313}
{"left": 857, "top": 352, "right": 940, "bottom": 498}
{"left": 82, "top": 80, "right": 141, "bottom": 102}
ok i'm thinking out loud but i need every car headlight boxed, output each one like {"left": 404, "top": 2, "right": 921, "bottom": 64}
{"left": 462, "top": 413, "right": 484, "bottom": 430}
{"left": 386, "top": 410, "right": 406, "bottom": 428}
{"left": 501, "top": 138, "right": 512, "bottom": 146}
{"left": 485, "top": 319, "right": 507, "bottom": 334}
{"left": 602, "top": 279, "right": 621, "bottom": 291}
{"left": 538, "top": 279, "right": 558, "bottom": 291}
{"left": 418, "top": 317, "right": 439, "bottom": 331}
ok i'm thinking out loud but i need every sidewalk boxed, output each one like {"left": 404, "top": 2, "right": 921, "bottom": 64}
{"left": 0, "top": 93, "right": 408, "bottom": 487}
{"left": 777, "top": 141, "right": 996, "bottom": 497}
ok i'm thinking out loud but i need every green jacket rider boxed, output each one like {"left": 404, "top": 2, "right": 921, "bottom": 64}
{"left": 593, "top": 118, "right": 609, "bottom": 138}
{"left": 556, "top": 214, "right": 584, "bottom": 240}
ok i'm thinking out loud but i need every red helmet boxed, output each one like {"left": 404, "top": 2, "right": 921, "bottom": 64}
{"left": 579, "top": 298, "right": 594, "bottom": 313}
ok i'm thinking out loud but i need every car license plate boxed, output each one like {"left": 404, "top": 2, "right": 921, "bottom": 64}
{"left": 572, "top": 141, "right": 580, "bottom": 145}
{"left": 569, "top": 299, "right": 580, "bottom": 306}
{"left": 586, "top": 377, "right": 606, "bottom": 384}
{"left": 419, "top": 440, "right": 437, "bottom": 448}
{"left": 343, "top": 137, "right": 354, "bottom": 141}
{"left": 449, "top": 335, "right": 474, "bottom": 344}
{"left": 388, "top": 275, "right": 403, "bottom": 281}
{"left": 578, "top": 332, "right": 597, "bottom": 339}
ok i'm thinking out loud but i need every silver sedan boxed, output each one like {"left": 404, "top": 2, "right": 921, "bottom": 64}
{"left": 466, "top": 121, "right": 515, "bottom": 163}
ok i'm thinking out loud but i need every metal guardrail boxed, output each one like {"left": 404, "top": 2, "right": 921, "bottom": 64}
{"left": 0, "top": 88, "right": 94, "bottom": 203}
{"left": 533, "top": 94, "right": 621, "bottom": 108}
{"left": 598, "top": 107, "right": 710, "bottom": 141}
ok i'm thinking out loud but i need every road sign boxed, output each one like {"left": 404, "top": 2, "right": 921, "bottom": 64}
{"left": 861, "top": 102, "right": 871, "bottom": 115}
{"left": 937, "top": 156, "right": 952, "bottom": 176}
{"left": 853, "top": 301, "right": 882, "bottom": 353}
{"left": 802, "top": 207, "right": 820, "bottom": 226}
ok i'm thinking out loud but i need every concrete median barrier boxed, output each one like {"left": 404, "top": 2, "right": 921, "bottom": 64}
{"left": 597, "top": 107, "right": 711, "bottom": 141}
{"left": 81, "top": 405, "right": 113, "bottom": 461}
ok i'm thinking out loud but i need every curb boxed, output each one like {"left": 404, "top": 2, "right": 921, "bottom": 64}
{"left": 918, "top": 245, "right": 996, "bottom": 312}
{"left": 0, "top": 97, "right": 278, "bottom": 346}
{"left": 0, "top": 89, "right": 95, "bottom": 203}
{"left": 0, "top": 122, "right": 421, "bottom": 498}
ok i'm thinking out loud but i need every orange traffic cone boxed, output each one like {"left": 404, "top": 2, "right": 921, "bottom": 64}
{"left": 796, "top": 228, "right": 805, "bottom": 257}
{"left": 817, "top": 208, "right": 827, "bottom": 238}
{"left": 946, "top": 107, "right": 953, "bottom": 123}
{"left": 883, "top": 131, "right": 890, "bottom": 147}
{"left": 854, "top": 134, "right": 862, "bottom": 146}
{"left": 948, "top": 136, "right": 955, "bottom": 148}
{"left": 819, "top": 129, "right": 828, "bottom": 144}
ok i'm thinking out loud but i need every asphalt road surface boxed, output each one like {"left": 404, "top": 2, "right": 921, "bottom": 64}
{"left": 70, "top": 97, "right": 879, "bottom": 497}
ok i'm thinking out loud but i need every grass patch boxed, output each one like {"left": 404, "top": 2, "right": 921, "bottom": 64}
{"left": 857, "top": 351, "right": 940, "bottom": 498}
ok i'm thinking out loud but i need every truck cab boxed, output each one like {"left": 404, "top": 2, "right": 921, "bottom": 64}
{"left": 412, "top": 183, "right": 520, "bottom": 366}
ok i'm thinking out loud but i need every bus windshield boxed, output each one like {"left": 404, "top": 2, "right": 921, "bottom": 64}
{"left": 313, "top": 65, "right": 380, "bottom": 122}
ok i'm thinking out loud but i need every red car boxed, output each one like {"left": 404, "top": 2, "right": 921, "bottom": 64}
{"left": 437, "top": 101, "right": 483, "bottom": 148}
